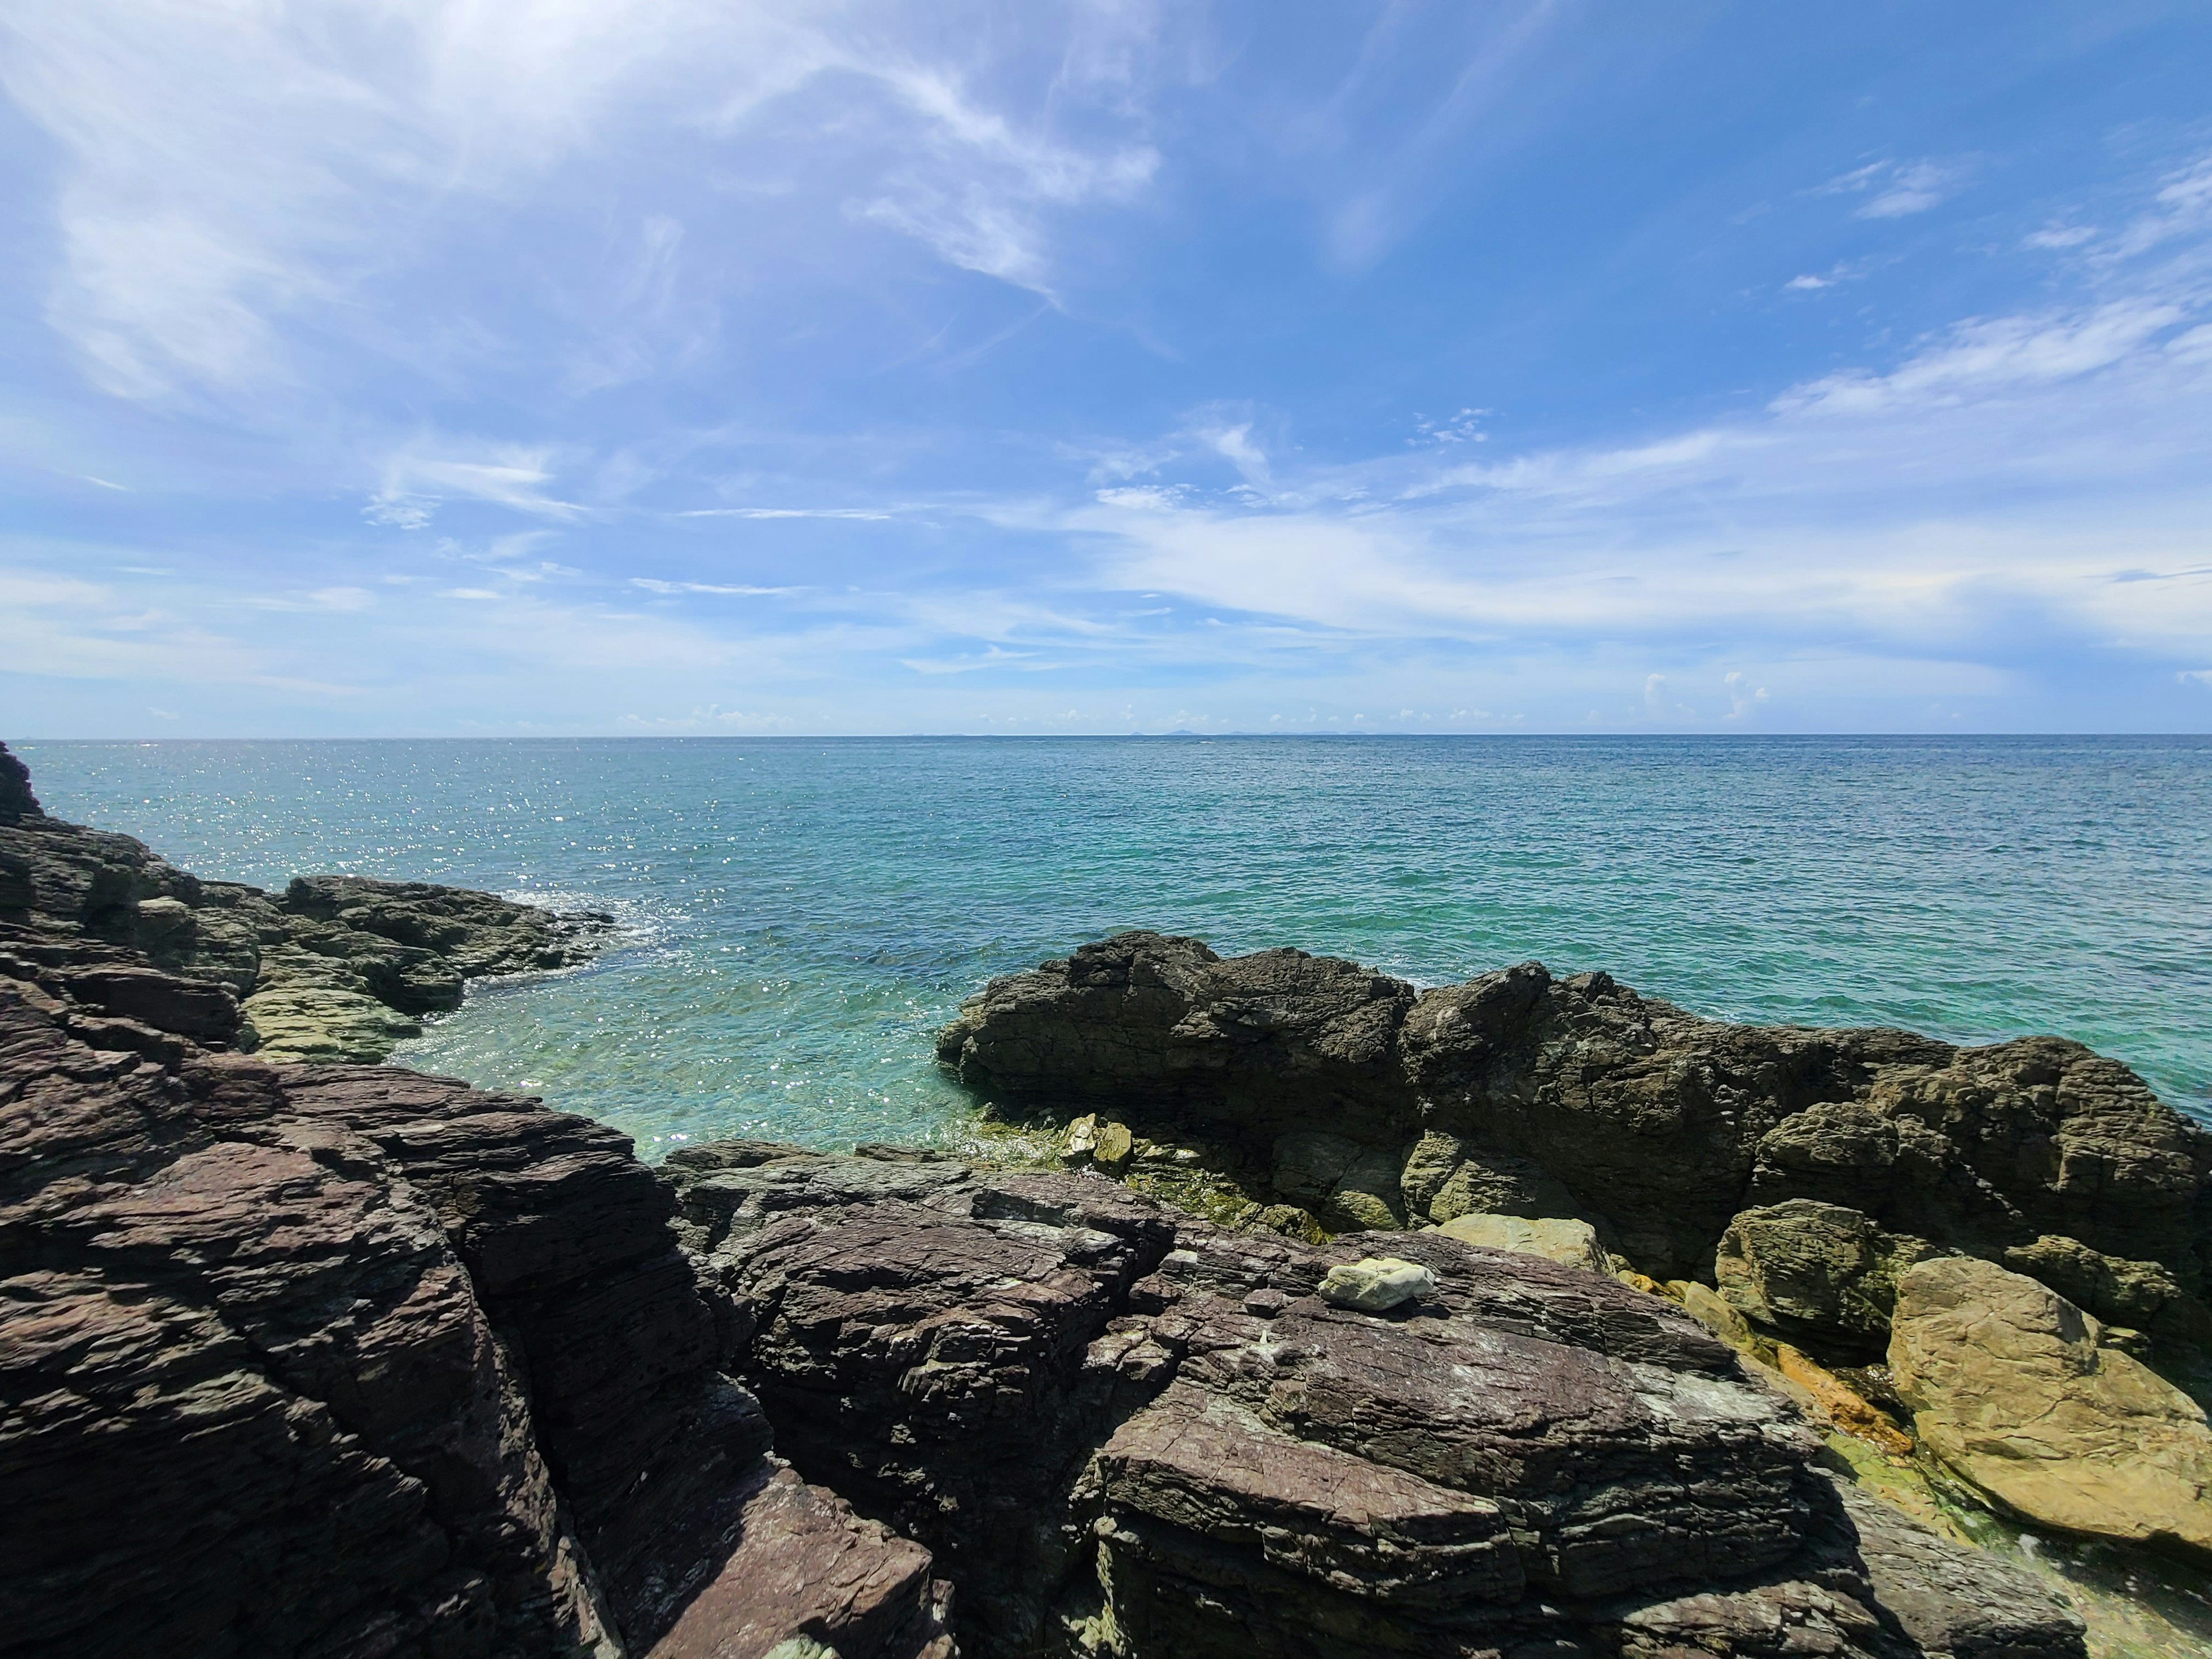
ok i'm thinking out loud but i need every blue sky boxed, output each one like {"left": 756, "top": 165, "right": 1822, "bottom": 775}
{"left": 3, "top": 1, "right": 2210, "bottom": 736}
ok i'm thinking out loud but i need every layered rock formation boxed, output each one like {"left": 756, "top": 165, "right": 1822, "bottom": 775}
{"left": 0, "top": 744, "right": 610, "bottom": 1063}
{"left": 661, "top": 1139, "right": 2085, "bottom": 1658}
{"left": 936, "top": 930, "right": 2212, "bottom": 1572}
{"left": 0, "top": 979, "right": 954, "bottom": 1657}
{"left": 936, "top": 932, "right": 2212, "bottom": 1336}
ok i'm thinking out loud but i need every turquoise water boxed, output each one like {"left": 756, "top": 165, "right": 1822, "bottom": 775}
{"left": 18, "top": 737, "right": 2211, "bottom": 1152}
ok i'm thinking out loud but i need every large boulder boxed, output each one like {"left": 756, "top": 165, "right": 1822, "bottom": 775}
{"left": 1715, "top": 1199, "right": 1944, "bottom": 1359}
{"left": 1889, "top": 1255, "right": 2212, "bottom": 1563}
{"left": 938, "top": 934, "right": 2212, "bottom": 1290}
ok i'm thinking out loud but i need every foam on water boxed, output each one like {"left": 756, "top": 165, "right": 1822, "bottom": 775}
{"left": 20, "top": 735, "right": 2211, "bottom": 1154}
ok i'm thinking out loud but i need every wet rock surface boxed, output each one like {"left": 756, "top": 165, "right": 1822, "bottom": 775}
{"left": 0, "top": 743, "right": 611, "bottom": 1064}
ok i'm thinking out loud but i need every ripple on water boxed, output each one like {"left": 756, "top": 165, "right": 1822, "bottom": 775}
{"left": 20, "top": 734, "right": 2211, "bottom": 1157}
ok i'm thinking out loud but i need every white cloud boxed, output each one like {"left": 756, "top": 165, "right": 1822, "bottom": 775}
{"left": 1813, "top": 158, "right": 1965, "bottom": 219}
{"left": 631, "top": 578, "right": 793, "bottom": 596}
{"left": 1, "top": 2, "right": 1169, "bottom": 403}
{"left": 677, "top": 507, "right": 894, "bottom": 521}
{"left": 372, "top": 442, "right": 583, "bottom": 522}
{"left": 1772, "top": 300, "right": 2188, "bottom": 417}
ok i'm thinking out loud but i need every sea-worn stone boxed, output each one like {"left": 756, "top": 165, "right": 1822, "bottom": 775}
{"left": 1716, "top": 1200, "right": 1944, "bottom": 1359}
{"left": 1316, "top": 1255, "right": 1437, "bottom": 1310}
{"left": 1433, "top": 1211, "right": 1608, "bottom": 1273}
{"left": 1890, "top": 1255, "right": 2212, "bottom": 1564}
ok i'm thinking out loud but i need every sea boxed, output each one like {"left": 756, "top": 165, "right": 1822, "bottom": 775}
{"left": 19, "top": 736, "right": 2211, "bottom": 1153}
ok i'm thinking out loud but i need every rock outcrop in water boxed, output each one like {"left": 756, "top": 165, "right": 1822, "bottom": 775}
{"left": 935, "top": 930, "right": 2212, "bottom": 1571}
{"left": 0, "top": 744, "right": 610, "bottom": 1063}
{"left": 1, "top": 743, "right": 2101, "bottom": 1657}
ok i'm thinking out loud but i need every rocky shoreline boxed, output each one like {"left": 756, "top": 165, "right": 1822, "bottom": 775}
{"left": 5, "top": 740, "right": 2206, "bottom": 1656}
{"left": 0, "top": 741, "right": 610, "bottom": 1065}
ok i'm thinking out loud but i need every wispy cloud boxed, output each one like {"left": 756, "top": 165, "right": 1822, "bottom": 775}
{"left": 631, "top": 578, "right": 794, "bottom": 596}
{"left": 1814, "top": 157, "right": 1968, "bottom": 219}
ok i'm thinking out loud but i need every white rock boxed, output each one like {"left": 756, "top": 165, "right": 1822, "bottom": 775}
{"left": 1317, "top": 1256, "right": 1437, "bottom": 1312}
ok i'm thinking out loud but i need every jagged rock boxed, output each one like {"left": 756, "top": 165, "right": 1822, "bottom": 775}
{"left": 2003, "top": 1232, "right": 2200, "bottom": 1333}
{"left": 0, "top": 743, "right": 610, "bottom": 1065}
{"left": 1434, "top": 1211, "right": 1609, "bottom": 1273}
{"left": 937, "top": 932, "right": 2212, "bottom": 1292}
{"left": 0, "top": 974, "right": 950, "bottom": 1659}
{"left": 669, "top": 1144, "right": 2086, "bottom": 1658}
{"left": 1716, "top": 1200, "right": 1945, "bottom": 1360}
{"left": 1890, "top": 1255, "right": 2212, "bottom": 1564}
{"left": 0, "top": 743, "right": 36, "bottom": 822}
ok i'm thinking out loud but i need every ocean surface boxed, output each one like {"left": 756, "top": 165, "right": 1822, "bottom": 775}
{"left": 20, "top": 736, "right": 2211, "bottom": 1152}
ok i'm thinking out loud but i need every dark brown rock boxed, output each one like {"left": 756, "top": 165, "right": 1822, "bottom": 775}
{"left": 0, "top": 979, "right": 949, "bottom": 1659}
{"left": 672, "top": 1145, "right": 2084, "bottom": 1659}
{"left": 938, "top": 934, "right": 2212, "bottom": 1298}
{"left": 0, "top": 745, "right": 609, "bottom": 1064}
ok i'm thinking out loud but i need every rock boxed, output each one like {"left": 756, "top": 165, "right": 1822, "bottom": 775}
{"left": 0, "top": 976, "right": 949, "bottom": 1659}
{"left": 2004, "top": 1232, "right": 2190, "bottom": 1330}
{"left": 1433, "top": 1211, "right": 1609, "bottom": 1274}
{"left": 0, "top": 747, "right": 609, "bottom": 1065}
{"left": 1715, "top": 1200, "right": 1944, "bottom": 1359}
{"left": 1271, "top": 1128, "right": 1406, "bottom": 1230}
{"left": 1316, "top": 1255, "right": 1437, "bottom": 1310}
{"left": 1092, "top": 1119, "right": 1134, "bottom": 1172}
{"left": 1675, "top": 1279, "right": 1759, "bottom": 1350}
{"left": 1890, "top": 1255, "right": 2212, "bottom": 1563}
{"left": 938, "top": 933, "right": 2212, "bottom": 1291}
{"left": 1829, "top": 1476, "right": 2088, "bottom": 1659}
{"left": 1060, "top": 1112, "right": 1099, "bottom": 1164}
{"left": 0, "top": 740, "right": 37, "bottom": 822}
{"left": 688, "top": 1146, "right": 2089, "bottom": 1656}
{"left": 1770, "top": 1345, "right": 1914, "bottom": 1456}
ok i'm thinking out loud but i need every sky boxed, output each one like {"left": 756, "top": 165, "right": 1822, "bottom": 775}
{"left": 2, "top": 1, "right": 2210, "bottom": 737}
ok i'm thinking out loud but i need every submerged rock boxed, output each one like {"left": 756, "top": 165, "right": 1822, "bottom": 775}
{"left": 1890, "top": 1255, "right": 2212, "bottom": 1564}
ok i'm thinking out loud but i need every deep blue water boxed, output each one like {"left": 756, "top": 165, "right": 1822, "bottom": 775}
{"left": 18, "top": 736, "right": 2210, "bottom": 1151}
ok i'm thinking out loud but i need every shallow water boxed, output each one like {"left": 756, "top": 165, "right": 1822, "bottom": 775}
{"left": 21, "top": 736, "right": 2211, "bottom": 1154}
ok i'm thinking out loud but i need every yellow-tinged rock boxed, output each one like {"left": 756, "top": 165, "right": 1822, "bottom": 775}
{"left": 1094, "top": 1120, "right": 1135, "bottom": 1172}
{"left": 1675, "top": 1281, "right": 1758, "bottom": 1352}
{"left": 1772, "top": 1344, "right": 1913, "bottom": 1456}
{"left": 1890, "top": 1254, "right": 2212, "bottom": 1563}
{"left": 1431, "top": 1213, "right": 1607, "bottom": 1274}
